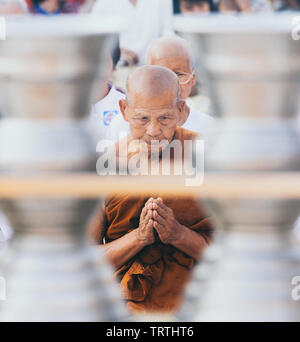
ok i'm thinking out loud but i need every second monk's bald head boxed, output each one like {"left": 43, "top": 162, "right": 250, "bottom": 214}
{"left": 126, "top": 65, "right": 180, "bottom": 107}
{"left": 146, "top": 36, "right": 193, "bottom": 68}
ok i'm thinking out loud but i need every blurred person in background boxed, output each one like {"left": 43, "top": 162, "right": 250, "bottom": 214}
{"left": 217, "top": 0, "right": 273, "bottom": 12}
{"left": 294, "top": 217, "right": 300, "bottom": 243}
{"left": 0, "top": 0, "right": 94, "bottom": 14}
{"left": 272, "top": 0, "right": 300, "bottom": 10}
{"left": 117, "top": 0, "right": 174, "bottom": 67}
{"left": 92, "top": 0, "right": 175, "bottom": 93}
{"left": 90, "top": 56, "right": 125, "bottom": 143}
{"left": 174, "top": 0, "right": 273, "bottom": 12}
{"left": 107, "top": 36, "right": 215, "bottom": 143}
{"left": 0, "top": 213, "right": 13, "bottom": 252}
{"left": 178, "top": 0, "right": 216, "bottom": 13}
{"left": 0, "top": 0, "right": 27, "bottom": 14}
{"left": 25, "top": 0, "right": 93, "bottom": 14}
{"left": 27, "top": 0, "right": 63, "bottom": 14}
{"left": 93, "top": 0, "right": 174, "bottom": 67}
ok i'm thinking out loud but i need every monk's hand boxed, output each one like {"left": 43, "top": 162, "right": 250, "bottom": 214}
{"left": 152, "top": 198, "right": 182, "bottom": 245}
{"left": 135, "top": 198, "right": 155, "bottom": 246}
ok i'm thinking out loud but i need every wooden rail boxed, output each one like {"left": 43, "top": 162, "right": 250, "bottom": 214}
{"left": 0, "top": 173, "right": 300, "bottom": 199}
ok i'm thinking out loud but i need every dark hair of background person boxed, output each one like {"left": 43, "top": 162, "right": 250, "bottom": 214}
{"left": 111, "top": 39, "right": 121, "bottom": 69}
{"left": 31, "top": 0, "right": 47, "bottom": 5}
{"left": 173, "top": 0, "right": 217, "bottom": 13}
{"left": 173, "top": 0, "right": 181, "bottom": 13}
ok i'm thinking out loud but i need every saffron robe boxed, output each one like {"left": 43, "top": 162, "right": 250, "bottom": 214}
{"left": 104, "top": 127, "right": 215, "bottom": 313}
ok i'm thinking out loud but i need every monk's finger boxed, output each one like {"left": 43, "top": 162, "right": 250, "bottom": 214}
{"left": 155, "top": 203, "right": 169, "bottom": 219}
{"left": 145, "top": 197, "right": 153, "bottom": 204}
{"left": 141, "top": 204, "right": 152, "bottom": 221}
{"left": 143, "top": 199, "right": 153, "bottom": 212}
{"left": 144, "top": 198, "right": 153, "bottom": 208}
{"left": 145, "top": 202, "right": 155, "bottom": 211}
{"left": 147, "top": 218, "right": 154, "bottom": 229}
{"left": 158, "top": 201, "right": 173, "bottom": 216}
{"left": 150, "top": 201, "right": 159, "bottom": 210}
{"left": 140, "top": 206, "right": 147, "bottom": 222}
{"left": 153, "top": 210, "right": 167, "bottom": 226}
{"left": 141, "top": 208, "right": 152, "bottom": 225}
{"left": 145, "top": 209, "right": 153, "bottom": 221}
{"left": 153, "top": 197, "right": 163, "bottom": 206}
{"left": 153, "top": 220, "right": 164, "bottom": 232}
{"left": 157, "top": 200, "right": 169, "bottom": 211}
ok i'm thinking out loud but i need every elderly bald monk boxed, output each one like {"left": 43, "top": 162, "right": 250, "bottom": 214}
{"left": 107, "top": 35, "right": 215, "bottom": 142}
{"left": 91, "top": 65, "right": 214, "bottom": 313}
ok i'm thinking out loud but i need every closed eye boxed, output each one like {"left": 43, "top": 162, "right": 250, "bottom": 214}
{"left": 159, "top": 116, "right": 172, "bottom": 124}
{"left": 135, "top": 116, "right": 149, "bottom": 124}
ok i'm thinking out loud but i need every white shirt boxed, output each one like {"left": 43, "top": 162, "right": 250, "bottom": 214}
{"left": 119, "top": 0, "right": 174, "bottom": 65}
{"left": 181, "top": 109, "right": 215, "bottom": 134}
{"left": 90, "top": 86, "right": 125, "bottom": 142}
{"left": 92, "top": 0, "right": 173, "bottom": 65}
{"left": 0, "top": 212, "right": 12, "bottom": 250}
{"left": 294, "top": 216, "right": 300, "bottom": 242}
{"left": 212, "top": 0, "right": 273, "bottom": 12}
{"left": 250, "top": 0, "right": 274, "bottom": 12}
{"left": 106, "top": 108, "right": 216, "bottom": 142}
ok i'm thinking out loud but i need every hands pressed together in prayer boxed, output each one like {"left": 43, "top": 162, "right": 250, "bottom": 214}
{"left": 99, "top": 195, "right": 209, "bottom": 269}
{"left": 136, "top": 197, "right": 182, "bottom": 246}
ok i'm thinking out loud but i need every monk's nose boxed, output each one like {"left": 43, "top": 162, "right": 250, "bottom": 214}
{"left": 146, "top": 122, "right": 162, "bottom": 138}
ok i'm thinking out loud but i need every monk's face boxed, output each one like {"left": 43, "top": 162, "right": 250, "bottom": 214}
{"left": 150, "top": 56, "right": 196, "bottom": 101}
{"left": 119, "top": 91, "right": 184, "bottom": 150}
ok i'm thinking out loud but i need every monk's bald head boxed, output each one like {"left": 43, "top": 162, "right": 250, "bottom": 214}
{"left": 146, "top": 36, "right": 193, "bottom": 69}
{"left": 126, "top": 65, "right": 180, "bottom": 107}
{"left": 119, "top": 65, "right": 185, "bottom": 144}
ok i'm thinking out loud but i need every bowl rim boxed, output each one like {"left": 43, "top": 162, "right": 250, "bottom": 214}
{"left": 173, "top": 13, "right": 297, "bottom": 34}
{"left": 4, "top": 14, "right": 128, "bottom": 38}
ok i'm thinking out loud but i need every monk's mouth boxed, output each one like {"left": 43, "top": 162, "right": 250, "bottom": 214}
{"left": 147, "top": 141, "right": 161, "bottom": 145}
{"left": 145, "top": 140, "right": 170, "bottom": 146}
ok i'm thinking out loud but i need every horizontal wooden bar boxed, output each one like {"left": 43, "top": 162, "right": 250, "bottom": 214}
{"left": 0, "top": 173, "right": 300, "bottom": 199}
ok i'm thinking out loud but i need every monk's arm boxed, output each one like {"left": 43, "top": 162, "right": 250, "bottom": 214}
{"left": 100, "top": 230, "right": 148, "bottom": 269}
{"left": 152, "top": 199, "right": 212, "bottom": 260}
{"left": 101, "top": 204, "right": 155, "bottom": 269}
{"left": 89, "top": 212, "right": 150, "bottom": 270}
{"left": 171, "top": 224, "right": 209, "bottom": 260}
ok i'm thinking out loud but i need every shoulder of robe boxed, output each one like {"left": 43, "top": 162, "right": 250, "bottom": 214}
{"left": 175, "top": 126, "right": 202, "bottom": 142}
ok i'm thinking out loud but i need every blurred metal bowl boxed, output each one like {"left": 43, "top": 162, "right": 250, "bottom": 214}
{"left": 175, "top": 14, "right": 300, "bottom": 322}
{"left": 0, "top": 15, "right": 128, "bottom": 322}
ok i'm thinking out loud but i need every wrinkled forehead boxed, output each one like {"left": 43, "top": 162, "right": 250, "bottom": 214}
{"left": 151, "top": 56, "right": 192, "bottom": 73}
{"left": 129, "top": 105, "right": 177, "bottom": 117}
{"left": 126, "top": 87, "right": 179, "bottom": 109}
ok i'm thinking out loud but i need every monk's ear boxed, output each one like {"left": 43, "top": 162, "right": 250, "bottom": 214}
{"left": 119, "top": 99, "right": 129, "bottom": 122}
{"left": 177, "top": 100, "right": 188, "bottom": 125}
{"left": 191, "top": 74, "right": 196, "bottom": 88}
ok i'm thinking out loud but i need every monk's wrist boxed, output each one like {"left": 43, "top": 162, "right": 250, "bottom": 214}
{"left": 166, "top": 222, "right": 185, "bottom": 245}
{"left": 134, "top": 229, "right": 152, "bottom": 247}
